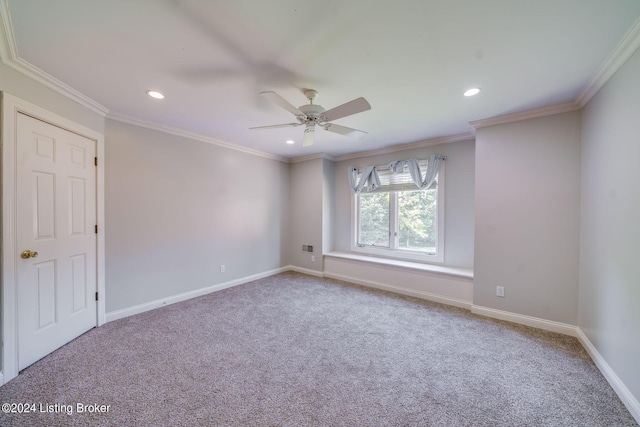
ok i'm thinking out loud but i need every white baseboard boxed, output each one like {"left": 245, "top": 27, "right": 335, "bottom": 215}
{"left": 576, "top": 328, "right": 640, "bottom": 423}
{"left": 105, "top": 267, "right": 289, "bottom": 322}
{"left": 470, "top": 305, "right": 578, "bottom": 336}
{"left": 323, "top": 271, "right": 472, "bottom": 310}
{"left": 285, "top": 265, "right": 325, "bottom": 277}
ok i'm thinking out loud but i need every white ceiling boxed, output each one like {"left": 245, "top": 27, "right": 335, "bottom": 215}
{"left": 4, "top": 0, "right": 640, "bottom": 159}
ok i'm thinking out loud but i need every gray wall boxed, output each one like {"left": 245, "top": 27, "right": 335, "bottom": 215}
{"left": 322, "top": 158, "right": 335, "bottom": 253}
{"left": 287, "top": 158, "right": 324, "bottom": 271}
{"left": 105, "top": 119, "right": 289, "bottom": 312}
{"left": 474, "top": 112, "right": 582, "bottom": 324}
{"left": 580, "top": 48, "right": 640, "bottom": 400}
{"left": 332, "top": 140, "right": 476, "bottom": 269}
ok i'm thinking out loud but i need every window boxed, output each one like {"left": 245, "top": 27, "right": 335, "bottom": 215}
{"left": 352, "top": 159, "right": 444, "bottom": 263}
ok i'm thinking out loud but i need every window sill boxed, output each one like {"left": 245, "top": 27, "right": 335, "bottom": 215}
{"left": 351, "top": 245, "right": 444, "bottom": 263}
{"left": 324, "top": 252, "right": 473, "bottom": 280}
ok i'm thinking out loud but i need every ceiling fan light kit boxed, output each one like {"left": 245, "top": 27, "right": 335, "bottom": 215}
{"left": 250, "top": 89, "right": 371, "bottom": 147}
{"left": 303, "top": 127, "right": 315, "bottom": 147}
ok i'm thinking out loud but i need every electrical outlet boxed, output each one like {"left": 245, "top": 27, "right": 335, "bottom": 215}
{"left": 496, "top": 286, "right": 505, "bottom": 297}
{"left": 220, "top": 265, "right": 225, "bottom": 273}
{"left": 311, "top": 255, "right": 315, "bottom": 263}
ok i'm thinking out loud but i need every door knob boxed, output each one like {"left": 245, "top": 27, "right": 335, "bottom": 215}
{"left": 20, "top": 250, "right": 38, "bottom": 259}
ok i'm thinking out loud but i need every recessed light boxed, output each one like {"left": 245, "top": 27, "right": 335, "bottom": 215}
{"left": 464, "top": 88, "right": 481, "bottom": 97}
{"left": 286, "top": 139, "right": 295, "bottom": 145}
{"left": 146, "top": 90, "right": 165, "bottom": 99}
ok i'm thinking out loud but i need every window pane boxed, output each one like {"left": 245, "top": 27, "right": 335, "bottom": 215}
{"left": 398, "top": 189, "right": 437, "bottom": 253}
{"left": 358, "top": 193, "right": 390, "bottom": 247}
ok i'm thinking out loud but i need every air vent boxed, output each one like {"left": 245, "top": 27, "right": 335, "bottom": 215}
{"left": 302, "top": 245, "right": 314, "bottom": 253}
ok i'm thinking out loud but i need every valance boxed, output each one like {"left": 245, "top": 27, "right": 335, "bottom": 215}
{"left": 388, "top": 154, "right": 445, "bottom": 190}
{"left": 349, "top": 154, "right": 445, "bottom": 193}
{"left": 348, "top": 165, "right": 381, "bottom": 193}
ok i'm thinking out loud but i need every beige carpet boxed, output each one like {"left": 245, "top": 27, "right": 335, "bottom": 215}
{"left": 0, "top": 272, "right": 636, "bottom": 426}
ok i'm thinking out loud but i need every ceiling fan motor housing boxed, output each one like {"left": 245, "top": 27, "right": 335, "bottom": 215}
{"left": 299, "top": 103, "right": 326, "bottom": 122}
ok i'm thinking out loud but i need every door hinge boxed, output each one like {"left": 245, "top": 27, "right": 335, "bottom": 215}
{"left": 95, "top": 224, "right": 98, "bottom": 234}
{"left": 94, "top": 157, "right": 97, "bottom": 166}
{"left": 95, "top": 292, "right": 99, "bottom": 301}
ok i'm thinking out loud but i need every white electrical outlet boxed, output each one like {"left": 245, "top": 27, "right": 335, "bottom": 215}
{"left": 496, "top": 286, "right": 505, "bottom": 297}
{"left": 220, "top": 265, "right": 225, "bottom": 273}
{"left": 311, "top": 255, "right": 315, "bottom": 263}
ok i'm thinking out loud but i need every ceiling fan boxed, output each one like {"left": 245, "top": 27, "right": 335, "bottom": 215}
{"left": 250, "top": 90, "right": 371, "bottom": 147}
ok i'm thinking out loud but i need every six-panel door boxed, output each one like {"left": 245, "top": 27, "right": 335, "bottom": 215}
{"left": 16, "top": 112, "right": 97, "bottom": 370}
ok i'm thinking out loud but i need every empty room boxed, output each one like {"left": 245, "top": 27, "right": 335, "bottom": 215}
{"left": 1, "top": 0, "right": 639, "bottom": 425}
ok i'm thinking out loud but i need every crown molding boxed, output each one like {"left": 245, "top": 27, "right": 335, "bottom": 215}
{"left": 9, "top": 57, "right": 110, "bottom": 116}
{"left": 464, "top": 16, "right": 640, "bottom": 131}
{"left": 332, "top": 133, "right": 474, "bottom": 162}
{"left": 290, "top": 153, "right": 337, "bottom": 163}
{"left": 469, "top": 101, "right": 579, "bottom": 130}
{"left": 576, "top": 15, "right": 640, "bottom": 108}
{"left": 0, "top": 1, "right": 109, "bottom": 116}
{"left": 107, "top": 111, "right": 289, "bottom": 163}
{"left": 0, "top": 0, "right": 17, "bottom": 60}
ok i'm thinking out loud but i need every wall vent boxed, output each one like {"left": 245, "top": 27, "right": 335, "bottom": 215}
{"left": 302, "top": 245, "right": 314, "bottom": 253}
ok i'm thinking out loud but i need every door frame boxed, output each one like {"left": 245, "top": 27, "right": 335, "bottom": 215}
{"left": 1, "top": 92, "right": 106, "bottom": 384}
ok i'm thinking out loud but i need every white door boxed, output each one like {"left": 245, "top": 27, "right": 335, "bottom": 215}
{"left": 16, "top": 112, "right": 97, "bottom": 370}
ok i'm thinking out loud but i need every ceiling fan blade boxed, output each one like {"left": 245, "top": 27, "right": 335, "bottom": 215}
{"left": 302, "top": 128, "right": 315, "bottom": 147}
{"left": 260, "top": 91, "right": 305, "bottom": 117}
{"left": 323, "top": 123, "right": 368, "bottom": 139}
{"left": 321, "top": 97, "right": 371, "bottom": 122}
{"left": 249, "top": 123, "right": 300, "bottom": 130}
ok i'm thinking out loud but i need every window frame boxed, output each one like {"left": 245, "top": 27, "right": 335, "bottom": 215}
{"left": 351, "top": 162, "right": 445, "bottom": 264}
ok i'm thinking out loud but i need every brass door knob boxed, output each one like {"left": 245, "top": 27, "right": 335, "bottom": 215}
{"left": 20, "top": 250, "right": 38, "bottom": 259}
